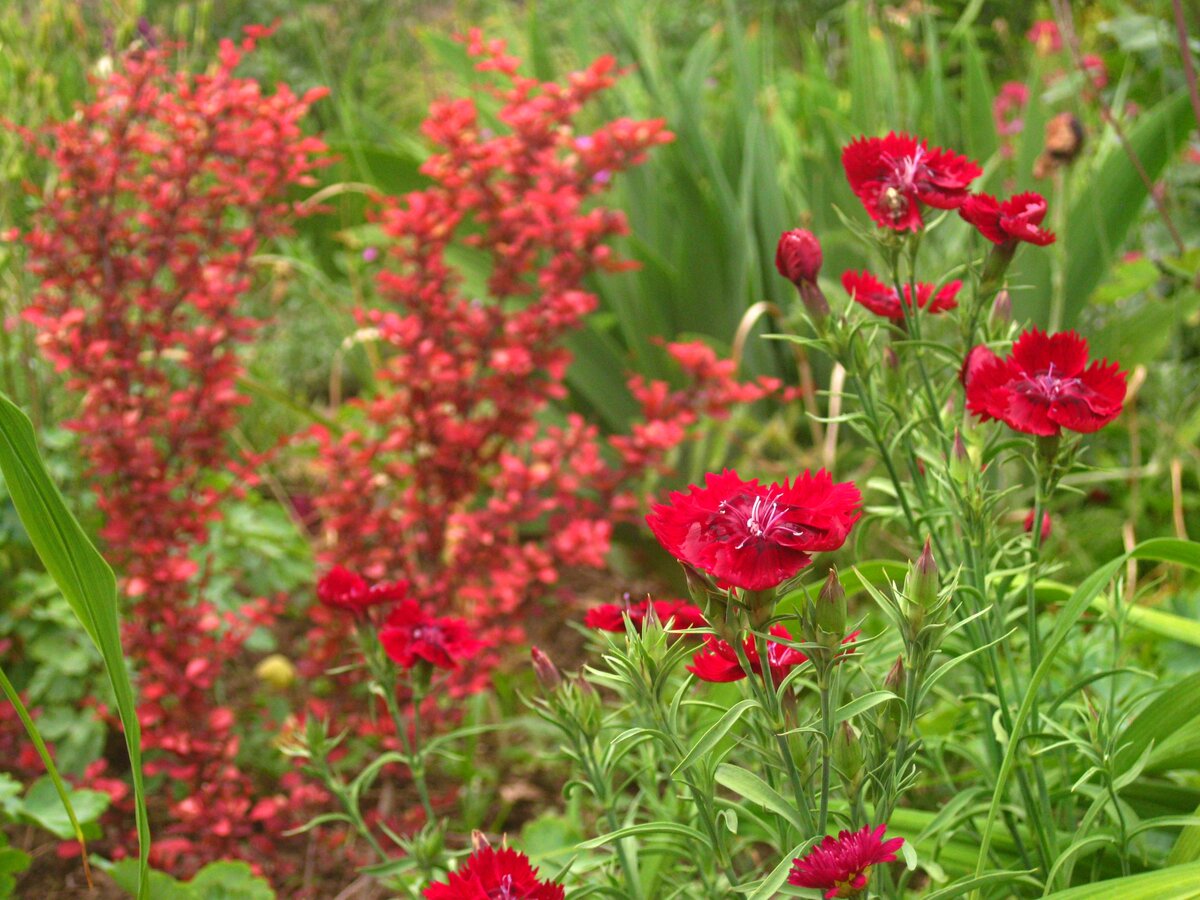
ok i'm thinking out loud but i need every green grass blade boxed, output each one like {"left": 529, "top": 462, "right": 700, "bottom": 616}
{"left": 0, "top": 663, "right": 89, "bottom": 881}
{"left": 973, "top": 538, "right": 1200, "bottom": 881}
{"left": 1040, "top": 861, "right": 1200, "bottom": 899}
{"left": 0, "top": 392, "right": 149, "bottom": 898}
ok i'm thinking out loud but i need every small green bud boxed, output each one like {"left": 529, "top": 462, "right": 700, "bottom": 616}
{"left": 833, "top": 721, "right": 865, "bottom": 793}
{"left": 949, "top": 428, "right": 971, "bottom": 485}
{"left": 991, "top": 289, "right": 1012, "bottom": 325}
{"left": 881, "top": 656, "right": 906, "bottom": 744}
{"left": 815, "top": 568, "right": 847, "bottom": 649}
{"left": 902, "top": 538, "right": 938, "bottom": 637}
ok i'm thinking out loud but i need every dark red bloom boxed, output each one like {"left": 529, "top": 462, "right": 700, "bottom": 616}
{"left": 1024, "top": 510, "right": 1052, "bottom": 544}
{"left": 316, "top": 566, "right": 408, "bottom": 614}
{"left": 841, "top": 132, "right": 981, "bottom": 231}
{"left": 959, "top": 192, "right": 1056, "bottom": 247}
{"left": 688, "top": 627, "right": 859, "bottom": 684}
{"left": 585, "top": 597, "right": 707, "bottom": 632}
{"left": 775, "top": 229, "right": 823, "bottom": 285}
{"left": 965, "top": 329, "right": 1127, "bottom": 436}
{"left": 1082, "top": 54, "right": 1108, "bottom": 90}
{"left": 788, "top": 825, "right": 905, "bottom": 899}
{"left": 424, "top": 846, "right": 565, "bottom": 899}
{"left": 646, "top": 469, "right": 861, "bottom": 592}
{"left": 379, "top": 601, "right": 481, "bottom": 671}
{"left": 688, "top": 625, "right": 808, "bottom": 683}
{"left": 1027, "top": 20, "right": 1062, "bottom": 55}
{"left": 842, "top": 270, "right": 961, "bottom": 321}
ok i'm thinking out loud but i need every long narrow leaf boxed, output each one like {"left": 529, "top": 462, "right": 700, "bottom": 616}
{"left": 0, "top": 393, "right": 149, "bottom": 897}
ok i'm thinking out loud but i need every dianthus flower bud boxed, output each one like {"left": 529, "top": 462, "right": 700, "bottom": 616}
{"left": 991, "top": 289, "right": 1012, "bottom": 325}
{"left": 776, "top": 228, "right": 830, "bottom": 320}
{"left": 949, "top": 429, "right": 971, "bottom": 485}
{"left": 1024, "top": 510, "right": 1052, "bottom": 545}
{"left": 531, "top": 646, "right": 562, "bottom": 691}
{"left": 776, "top": 228, "right": 823, "bottom": 285}
{"left": 881, "top": 655, "right": 906, "bottom": 743}
{"left": 833, "top": 721, "right": 865, "bottom": 793}
{"left": 815, "top": 568, "right": 847, "bottom": 649}
{"left": 901, "top": 538, "right": 938, "bottom": 637}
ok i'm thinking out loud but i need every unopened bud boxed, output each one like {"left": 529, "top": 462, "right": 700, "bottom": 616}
{"left": 815, "top": 568, "right": 847, "bottom": 649}
{"left": 885, "top": 655, "right": 906, "bottom": 696}
{"left": 949, "top": 429, "right": 971, "bottom": 484}
{"left": 775, "top": 228, "right": 823, "bottom": 285}
{"left": 833, "top": 721, "right": 865, "bottom": 792}
{"left": 883, "top": 346, "right": 900, "bottom": 372}
{"left": 991, "top": 289, "right": 1012, "bottom": 325}
{"left": 531, "top": 646, "right": 561, "bottom": 691}
{"left": 776, "top": 228, "right": 830, "bottom": 320}
{"left": 901, "top": 538, "right": 938, "bottom": 636}
{"left": 881, "top": 656, "right": 906, "bottom": 743}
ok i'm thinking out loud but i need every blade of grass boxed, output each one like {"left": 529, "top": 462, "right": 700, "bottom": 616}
{"left": 0, "top": 393, "right": 149, "bottom": 898}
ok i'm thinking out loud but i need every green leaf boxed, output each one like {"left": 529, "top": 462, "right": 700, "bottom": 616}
{"left": 102, "top": 859, "right": 275, "bottom": 899}
{"left": 974, "top": 539, "right": 1200, "bottom": 877}
{"left": 1058, "top": 90, "right": 1195, "bottom": 327}
{"left": 0, "top": 393, "right": 150, "bottom": 897}
{"left": 16, "top": 777, "right": 108, "bottom": 841}
{"left": 1041, "top": 862, "right": 1200, "bottom": 899}
{"left": 833, "top": 691, "right": 897, "bottom": 725}
{"left": 672, "top": 698, "right": 758, "bottom": 775}
{"left": 715, "top": 764, "right": 806, "bottom": 832}
{"left": 576, "top": 821, "right": 710, "bottom": 850}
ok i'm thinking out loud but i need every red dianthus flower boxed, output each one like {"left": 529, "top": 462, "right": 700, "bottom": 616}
{"left": 424, "top": 846, "right": 565, "bottom": 899}
{"left": 585, "top": 597, "right": 707, "bottom": 632}
{"left": 788, "top": 824, "right": 905, "bottom": 899}
{"left": 687, "top": 626, "right": 859, "bottom": 684}
{"left": 964, "top": 329, "right": 1126, "bottom": 436}
{"left": 842, "top": 270, "right": 961, "bottom": 321}
{"left": 316, "top": 566, "right": 408, "bottom": 614}
{"left": 841, "top": 132, "right": 981, "bottom": 231}
{"left": 959, "top": 192, "right": 1056, "bottom": 247}
{"left": 646, "top": 470, "right": 861, "bottom": 592}
{"left": 379, "top": 601, "right": 481, "bottom": 671}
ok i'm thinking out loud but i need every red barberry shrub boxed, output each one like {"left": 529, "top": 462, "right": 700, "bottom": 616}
{"left": 302, "top": 32, "right": 779, "bottom": 710}
{"left": 20, "top": 26, "right": 328, "bottom": 876}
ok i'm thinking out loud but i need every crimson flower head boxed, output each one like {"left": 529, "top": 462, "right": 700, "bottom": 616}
{"left": 965, "top": 329, "right": 1127, "bottom": 437}
{"left": 646, "top": 469, "right": 862, "bottom": 592}
{"left": 688, "top": 624, "right": 807, "bottom": 684}
{"left": 424, "top": 846, "right": 564, "bottom": 900}
{"left": 842, "top": 270, "right": 961, "bottom": 321}
{"left": 1027, "top": 20, "right": 1062, "bottom": 55}
{"left": 842, "top": 132, "right": 981, "bottom": 231}
{"left": 788, "top": 824, "right": 905, "bottom": 899}
{"left": 688, "top": 626, "right": 859, "bottom": 684}
{"left": 775, "top": 229, "right": 823, "bottom": 285}
{"left": 1024, "top": 509, "right": 1052, "bottom": 544}
{"left": 379, "top": 601, "right": 481, "bottom": 671}
{"left": 959, "top": 192, "right": 1056, "bottom": 247}
{"left": 585, "top": 596, "right": 707, "bottom": 632}
{"left": 317, "top": 566, "right": 408, "bottom": 614}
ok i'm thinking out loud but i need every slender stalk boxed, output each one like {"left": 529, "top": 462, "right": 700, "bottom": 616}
{"left": 817, "top": 673, "right": 833, "bottom": 834}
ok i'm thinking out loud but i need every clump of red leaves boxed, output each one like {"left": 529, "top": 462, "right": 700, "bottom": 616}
{"left": 20, "top": 27, "right": 328, "bottom": 877}
{"left": 303, "top": 30, "right": 780, "bottom": 708}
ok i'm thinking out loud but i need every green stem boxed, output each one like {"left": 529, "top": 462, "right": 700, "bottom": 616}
{"left": 817, "top": 673, "right": 833, "bottom": 834}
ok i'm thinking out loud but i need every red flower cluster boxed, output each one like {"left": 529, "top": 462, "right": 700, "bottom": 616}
{"left": 379, "top": 602, "right": 481, "bottom": 671}
{"left": 424, "top": 846, "right": 564, "bottom": 900}
{"left": 301, "top": 34, "right": 775, "bottom": 771}
{"left": 317, "top": 566, "right": 408, "bottom": 615}
{"left": 965, "top": 330, "right": 1127, "bottom": 436}
{"left": 841, "top": 270, "right": 961, "bottom": 321}
{"left": 688, "top": 626, "right": 859, "bottom": 684}
{"left": 841, "top": 132, "right": 981, "bottom": 231}
{"left": 584, "top": 597, "right": 707, "bottom": 632}
{"left": 788, "top": 824, "right": 905, "bottom": 899}
{"left": 959, "top": 193, "right": 1056, "bottom": 247}
{"left": 646, "top": 470, "right": 861, "bottom": 592}
{"left": 21, "top": 30, "right": 328, "bottom": 876}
